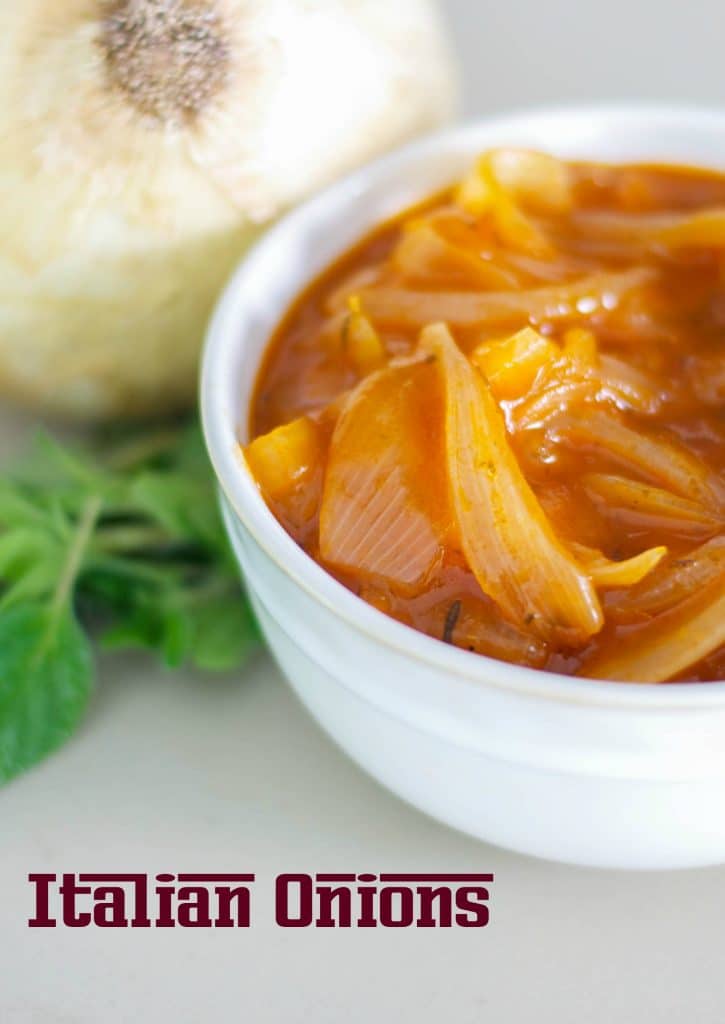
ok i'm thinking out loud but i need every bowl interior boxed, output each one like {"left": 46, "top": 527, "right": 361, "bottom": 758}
{"left": 201, "top": 105, "right": 725, "bottom": 705}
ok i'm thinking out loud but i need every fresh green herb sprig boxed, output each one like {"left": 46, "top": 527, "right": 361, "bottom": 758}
{"left": 0, "top": 420, "right": 259, "bottom": 785}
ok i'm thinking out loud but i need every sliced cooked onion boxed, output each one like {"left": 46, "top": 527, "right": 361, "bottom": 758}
{"left": 319, "top": 360, "right": 446, "bottom": 589}
{"left": 687, "top": 353, "right": 725, "bottom": 406}
{"left": 324, "top": 267, "right": 384, "bottom": 315}
{"left": 357, "top": 269, "right": 653, "bottom": 329}
{"left": 552, "top": 410, "right": 720, "bottom": 507}
{"left": 392, "top": 221, "right": 519, "bottom": 290}
{"left": 571, "top": 542, "right": 667, "bottom": 587}
{"left": 487, "top": 149, "right": 573, "bottom": 215}
{"left": 455, "top": 153, "right": 553, "bottom": 257}
{"left": 456, "top": 150, "right": 571, "bottom": 257}
{"left": 583, "top": 473, "right": 723, "bottom": 538}
{"left": 500, "top": 249, "right": 595, "bottom": 283}
{"left": 597, "top": 354, "right": 664, "bottom": 414}
{"left": 611, "top": 537, "right": 725, "bottom": 620}
{"left": 572, "top": 208, "right": 725, "bottom": 248}
{"left": 449, "top": 598, "right": 549, "bottom": 667}
{"left": 514, "top": 379, "right": 599, "bottom": 429}
{"left": 582, "top": 583, "right": 725, "bottom": 682}
{"left": 423, "top": 322, "right": 603, "bottom": 643}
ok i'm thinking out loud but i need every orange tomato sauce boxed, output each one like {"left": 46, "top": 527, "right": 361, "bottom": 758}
{"left": 248, "top": 153, "right": 725, "bottom": 682}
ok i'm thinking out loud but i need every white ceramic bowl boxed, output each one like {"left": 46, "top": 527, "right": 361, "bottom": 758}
{"left": 202, "top": 106, "right": 725, "bottom": 870}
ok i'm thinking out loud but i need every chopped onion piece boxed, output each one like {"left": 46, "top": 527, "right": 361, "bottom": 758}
{"left": 244, "top": 416, "right": 321, "bottom": 501}
{"left": 488, "top": 149, "right": 573, "bottom": 214}
{"left": 455, "top": 151, "right": 563, "bottom": 256}
{"left": 457, "top": 149, "right": 571, "bottom": 218}
{"left": 343, "top": 295, "right": 386, "bottom": 377}
{"left": 562, "top": 327, "right": 599, "bottom": 371}
{"left": 471, "top": 327, "right": 559, "bottom": 400}
{"left": 423, "top": 322, "right": 603, "bottom": 642}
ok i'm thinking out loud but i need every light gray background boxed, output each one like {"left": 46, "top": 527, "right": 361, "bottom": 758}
{"left": 447, "top": 0, "right": 723, "bottom": 115}
{"left": 3, "top": 3, "right": 725, "bottom": 1021}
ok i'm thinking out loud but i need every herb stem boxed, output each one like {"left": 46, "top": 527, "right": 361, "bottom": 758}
{"left": 95, "top": 524, "right": 171, "bottom": 553}
{"left": 51, "top": 495, "right": 103, "bottom": 619}
{"left": 178, "top": 575, "right": 235, "bottom": 607}
{"left": 85, "top": 553, "right": 175, "bottom": 586}
{"left": 104, "top": 428, "right": 180, "bottom": 471}
{"left": 442, "top": 599, "right": 461, "bottom": 645}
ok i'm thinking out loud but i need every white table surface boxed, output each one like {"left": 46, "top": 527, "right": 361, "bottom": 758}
{"left": 5, "top": 3, "right": 725, "bottom": 1020}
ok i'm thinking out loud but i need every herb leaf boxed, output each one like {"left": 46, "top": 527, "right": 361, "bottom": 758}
{"left": 0, "top": 418, "right": 259, "bottom": 784}
{"left": 0, "top": 604, "right": 93, "bottom": 784}
{"left": 187, "top": 596, "right": 259, "bottom": 672}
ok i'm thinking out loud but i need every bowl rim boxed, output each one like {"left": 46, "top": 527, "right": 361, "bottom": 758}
{"left": 201, "top": 103, "right": 725, "bottom": 709}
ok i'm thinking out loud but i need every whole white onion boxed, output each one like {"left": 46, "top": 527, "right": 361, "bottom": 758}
{"left": 0, "top": 0, "right": 457, "bottom": 418}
